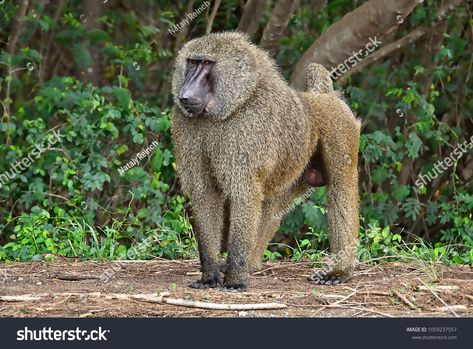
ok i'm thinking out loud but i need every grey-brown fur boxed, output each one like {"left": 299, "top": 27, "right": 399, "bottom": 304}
{"left": 307, "top": 63, "right": 334, "bottom": 95}
{"left": 171, "top": 32, "right": 360, "bottom": 290}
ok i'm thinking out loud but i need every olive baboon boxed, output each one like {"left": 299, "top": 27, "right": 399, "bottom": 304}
{"left": 171, "top": 32, "right": 360, "bottom": 290}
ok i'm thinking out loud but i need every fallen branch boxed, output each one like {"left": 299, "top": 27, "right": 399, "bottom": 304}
{"left": 312, "top": 304, "right": 394, "bottom": 317}
{"left": 356, "top": 290, "right": 390, "bottom": 296}
{"left": 0, "top": 291, "right": 287, "bottom": 310}
{"left": 53, "top": 274, "right": 100, "bottom": 281}
{"left": 329, "top": 290, "right": 358, "bottom": 306}
{"left": 432, "top": 305, "right": 468, "bottom": 313}
{"left": 0, "top": 295, "right": 42, "bottom": 302}
{"left": 417, "top": 285, "right": 459, "bottom": 292}
{"left": 131, "top": 293, "right": 287, "bottom": 310}
{"left": 417, "top": 278, "right": 459, "bottom": 318}
{"left": 392, "top": 289, "right": 418, "bottom": 310}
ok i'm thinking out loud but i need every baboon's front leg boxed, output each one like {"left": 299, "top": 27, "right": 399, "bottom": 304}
{"left": 224, "top": 189, "right": 262, "bottom": 290}
{"left": 190, "top": 186, "right": 226, "bottom": 289}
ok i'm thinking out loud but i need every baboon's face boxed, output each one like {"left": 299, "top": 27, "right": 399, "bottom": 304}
{"left": 172, "top": 33, "right": 260, "bottom": 120}
{"left": 178, "top": 57, "right": 217, "bottom": 115}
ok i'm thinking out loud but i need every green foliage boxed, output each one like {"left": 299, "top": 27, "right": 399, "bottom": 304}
{"left": 0, "top": 0, "right": 471, "bottom": 267}
{"left": 0, "top": 76, "right": 196, "bottom": 261}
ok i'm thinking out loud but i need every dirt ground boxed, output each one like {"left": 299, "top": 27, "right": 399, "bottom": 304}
{"left": 0, "top": 259, "right": 472, "bottom": 317}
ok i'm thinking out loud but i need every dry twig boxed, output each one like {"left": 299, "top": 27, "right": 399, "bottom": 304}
{"left": 417, "top": 278, "right": 459, "bottom": 317}
{"left": 392, "top": 289, "right": 417, "bottom": 310}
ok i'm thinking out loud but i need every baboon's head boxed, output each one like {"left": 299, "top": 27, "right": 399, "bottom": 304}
{"left": 172, "top": 32, "right": 260, "bottom": 120}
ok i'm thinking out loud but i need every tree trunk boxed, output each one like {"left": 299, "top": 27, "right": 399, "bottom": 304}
{"left": 260, "top": 0, "right": 301, "bottom": 56}
{"left": 237, "top": 0, "right": 270, "bottom": 38}
{"left": 79, "top": 0, "right": 104, "bottom": 85}
{"left": 3, "top": 0, "right": 29, "bottom": 118}
{"left": 337, "top": 0, "right": 464, "bottom": 84}
{"left": 290, "top": 0, "right": 423, "bottom": 90}
{"left": 206, "top": 0, "right": 221, "bottom": 34}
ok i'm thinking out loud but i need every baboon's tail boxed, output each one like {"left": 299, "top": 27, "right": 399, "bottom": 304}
{"left": 306, "top": 63, "right": 333, "bottom": 95}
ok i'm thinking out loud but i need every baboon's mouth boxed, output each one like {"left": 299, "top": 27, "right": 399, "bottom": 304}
{"left": 183, "top": 102, "right": 206, "bottom": 115}
{"left": 184, "top": 98, "right": 215, "bottom": 116}
{"left": 204, "top": 97, "right": 217, "bottom": 113}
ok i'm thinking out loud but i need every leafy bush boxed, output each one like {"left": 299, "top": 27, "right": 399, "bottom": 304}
{"left": 0, "top": 77, "right": 196, "bottom": 261}
{"left": 0, "top": 1, "right": 471, "bottom": 266}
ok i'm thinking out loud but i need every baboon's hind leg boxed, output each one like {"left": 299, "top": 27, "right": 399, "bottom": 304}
{"left": 310, "top": 124, "right": 360, "bottom": 285}
{"left": 249, "top": 201, "right": 281, "bottom": 272}
{"left": 250, "top": 180, "right": 311, "bottom": 272}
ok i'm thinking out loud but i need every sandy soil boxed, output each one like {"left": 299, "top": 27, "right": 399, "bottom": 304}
{"left": 0, "top": 259, "right": 472, "bottom": 317}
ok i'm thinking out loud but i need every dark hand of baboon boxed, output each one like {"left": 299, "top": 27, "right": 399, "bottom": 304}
{"left": 171, "top": 32, "right": 360, "bottom": 291}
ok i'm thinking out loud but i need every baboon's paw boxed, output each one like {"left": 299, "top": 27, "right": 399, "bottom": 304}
{"left": 189, "top": 275, "right": 222, "bottom": 289}
{"left": 222, "top": 283, "right": 248, "bottom": 292}
{"left": 309, "top": 271, "right": 351, "bottom": 285}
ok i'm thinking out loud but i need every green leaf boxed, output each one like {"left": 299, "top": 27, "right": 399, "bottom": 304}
{"left": 392, "top": 184, "right": 410, "bottom": 202}
{"left": 113, "top": 88, "right": 131, "bottom": 109}
{"left": 151, "top": 146, "right": 163, "bottom": 172}
{"left": 88, "top": 29, "right": 111, "bottom": 43}
{"left": 402, "top": 198, "right": 421, "bottom": 220}
{"left": 72, "top": 43, "right": 92, "bottom": 69}
{"left": 407, "top": 132, "right": 422, "bottom": 159}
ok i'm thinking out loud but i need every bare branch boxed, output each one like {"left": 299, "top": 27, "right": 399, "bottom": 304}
{"left": 260, "top": 0, "right": 301, "bottom": 56}
{"left": 290, "top": 0, "right": 424, "bottom": 90}
{"left": 237, "top": 0, "right": 270, "bottom": 38}
{"left": 206, "top": 0, "right": 221, "bottom": 34}
{"left": 6, "top": 0, "right": 29, "bottom": 57}
{"left": 337, "top": 0, "right": 464, "bottom": 84}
